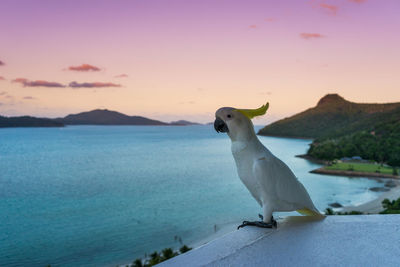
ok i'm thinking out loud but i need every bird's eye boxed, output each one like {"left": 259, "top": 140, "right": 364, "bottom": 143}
{"left": 227, "top": 114, "right": 232, "bottom": 118}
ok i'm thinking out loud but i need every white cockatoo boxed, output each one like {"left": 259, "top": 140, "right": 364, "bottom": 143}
{"left": 214, "top": 103, "right": 324, "bottom": 228}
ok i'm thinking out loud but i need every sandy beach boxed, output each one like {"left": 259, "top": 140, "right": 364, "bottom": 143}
{"left": 310, "top": 167, "right": 400, "bottom": 179}
{"left": 341, "top": 180, "right": 400, "bottom": 214}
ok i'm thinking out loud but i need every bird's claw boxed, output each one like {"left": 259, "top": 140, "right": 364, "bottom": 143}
{"left": 237, "top": 218, "right": 277, "bottom": 229}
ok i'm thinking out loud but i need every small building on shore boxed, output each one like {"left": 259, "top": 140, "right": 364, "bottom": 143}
{"left": 339, "top": 156, "right": 370, "bottom": 163}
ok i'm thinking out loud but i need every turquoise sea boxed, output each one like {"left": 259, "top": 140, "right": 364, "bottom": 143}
{"left": 0, "top": 126, "right": 386, "bottom": 267}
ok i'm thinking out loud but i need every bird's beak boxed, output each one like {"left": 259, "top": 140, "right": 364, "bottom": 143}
{"left": 214, "top": 117, "right": 229, "bottom": 133}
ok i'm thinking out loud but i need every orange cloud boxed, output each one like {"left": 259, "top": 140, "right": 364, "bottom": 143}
{"left": 264, "top": 18, "right": 275, "bottom": 22}
{"left": 249, "top": 25, "right": 257, "bottom": 29}
{"left": 320, "top": 3, "right": 338, "bottom": 15}
{"left": 0, "top": 76, "right": 5, "bottom": 80}
{"left": 115, "top": 74, "right": 129, "bottom": 78}
{"left": 13, "top": 78, "right": 65, "bottom": 87}
{"left": 300, "top": 33, "right": 325, "bottom": 40}
{"left": 69, "top": 81, "right": 121, "bottom": 88}
{"left": 68, "top": 64, "right": 101, "bottom": 72}
{"left": 12, "top": 78, "right": 29, "bottom": 83}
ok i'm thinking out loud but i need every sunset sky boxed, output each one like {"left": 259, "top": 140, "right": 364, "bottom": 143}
{"left": 1, "top": 0, "right": 399, "bottom": 123}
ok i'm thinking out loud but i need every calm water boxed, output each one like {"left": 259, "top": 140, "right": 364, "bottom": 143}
{"left": 0, "top": 126, "right": 385, "bottom": 267}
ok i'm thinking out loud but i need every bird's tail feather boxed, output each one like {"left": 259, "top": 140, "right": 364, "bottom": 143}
{"left": 297, "top": 208, "right": 326, "bottom": 218}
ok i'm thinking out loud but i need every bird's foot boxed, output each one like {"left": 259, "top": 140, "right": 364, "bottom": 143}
{"left": 237, "top": 216, "right": 277, "bottom": 229}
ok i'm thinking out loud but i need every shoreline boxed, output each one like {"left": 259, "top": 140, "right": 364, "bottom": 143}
{"left": 295, "top": 154, "right": 328, "bottom": 165}
{"left": 188, "top": 182, "right": 400, "bottom": 253}
{"left": 120, "top": 183, "right": 399, "bottom": 267}
{"left": 118, "top": 222, "right": 241, "bottom": 267}
{"left": 310, "top": 167, "right": 400, "bottom": 180}
{"left": 257, "top": 133, "right": 314, "bottom": 140}
{"left": 189, "top": 222, "right": 240, "bottom": 249}
{"left": 190, "top": 180, "right": 400, "bottom": 251}
{"left": 340, "top": 180, "right": 400, "bottom": 214}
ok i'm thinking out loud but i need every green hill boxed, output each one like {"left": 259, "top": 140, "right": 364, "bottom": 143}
{"left": 258, "top": 94, "right": 400, "bottom": 139}
{"left": 308, "top": 118, "right": 400, "bottom": 166}
{"left": 258, "top": 94, "right": 400, "bottom": 166}
{"left": 56, "top": 109, "right": 168, "bottom": 125}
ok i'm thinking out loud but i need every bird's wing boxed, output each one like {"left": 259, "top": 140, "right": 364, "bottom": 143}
{"left": 253, "top": 156, "right": 320, "bottom": 214}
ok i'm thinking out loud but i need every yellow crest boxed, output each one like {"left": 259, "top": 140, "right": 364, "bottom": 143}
{"left": 236, "top": 102, "right": 269, "bottom": 119}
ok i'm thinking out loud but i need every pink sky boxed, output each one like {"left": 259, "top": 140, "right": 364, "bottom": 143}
{"left": 0, "top": 0, "right": 399, "bottom": 123}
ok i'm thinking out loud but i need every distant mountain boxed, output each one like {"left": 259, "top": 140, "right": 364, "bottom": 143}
{"left": 169, "top": 120, "right": 201, "bottom": 126}
{"left": 258, "top": 94, "right": 400, "bottom": 139}
{"left": 56, "top": 109, "right": 168, "bottom": 125}
{"left": 0, "top": 116, "right": 64, "bottom": 128}
{"left": 0, "top": 109, "right": 203, "bottom": 128}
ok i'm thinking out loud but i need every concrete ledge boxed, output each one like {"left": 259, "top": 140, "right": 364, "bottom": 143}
{"left": 159, "top": 215, "right": 400, "bottom": 266}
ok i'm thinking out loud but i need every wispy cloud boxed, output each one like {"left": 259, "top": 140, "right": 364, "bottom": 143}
{"left": 249, "top": 25, "right": 258, "bottom": 29}
{"left": 23, "top": 96, "right": 36, "bottom": 100}
{"left": 349, "top": 0, "right": 367, "bottom": 3}
{"left": 0, "top": 60, "right": 4, "bottom": 66}
{"left": 319, "top": 3, "right": 338, "bottom": 15}
{"left": 258, "top": 91, "right": 272, "bottom": 96}
{"left": 69, "top": 81, "right": 121, "bottom": 88}
{"left": 0, "top": 91, "right": 16, "bottom": 106}
{"left": 67, "top": 64, "right": 101, "bottom": 72}
{"left": 13, "top": 78, "right": 65, "bottom": 87}
{"left": 0, "top": 91, "right": 13, "bottom": 101}
{"left": 0, "top": 76, "right": 5, "bottom": 81}
{"left": 178, "top": 100, "right": 196, "bottom": 105}
{"left": 264, "top": 18, "right": 275, "bottom": 22}
{"left": 26, "top": 80, "right": 65, "bottom": 88}
{"left": 12, "top": 78, "right": 28, "bottom": 84}
{"left": 114, "top": 74, "right": 129, "bottom": 78}
{"left": 11, "top": 77, "right": 121, "bottom": 89}
{"left": 300, "top": 33, "right": 325, "bottom": 40}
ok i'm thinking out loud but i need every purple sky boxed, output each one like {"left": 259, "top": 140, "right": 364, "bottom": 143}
{"left": 1, "top": 0, "right": 399, "bottom": 123}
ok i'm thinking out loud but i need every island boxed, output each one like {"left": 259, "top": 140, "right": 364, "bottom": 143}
{"left": 0, "top": 115, "right": 64, "bottom": 128}
{"left": 169, "top": 120, "right": 201, "bottom": 126}
{"left": 0, "top": 109, "right": 203, "bottom": 127}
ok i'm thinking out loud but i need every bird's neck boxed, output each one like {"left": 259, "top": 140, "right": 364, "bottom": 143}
{"left": 230, "top": 135, "right": 262, "bottom": 155}
{"left": 228, "top": 118, "right": 262, "bottom": 153}
{"left": 227, "top": 120, "right": 258, "bottom": 143}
